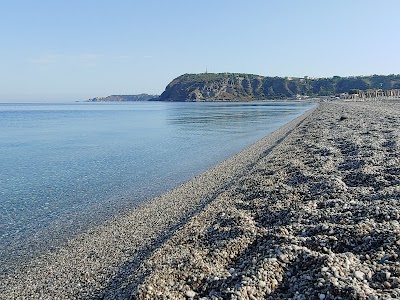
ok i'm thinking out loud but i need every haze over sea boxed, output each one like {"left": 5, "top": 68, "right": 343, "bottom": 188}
{"left": 0, "top": 101, "right": 314, "bottom": 270}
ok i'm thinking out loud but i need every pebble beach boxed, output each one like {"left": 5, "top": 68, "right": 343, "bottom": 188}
{"left": 1, "top": 100, "right": 400, "bottom": 299}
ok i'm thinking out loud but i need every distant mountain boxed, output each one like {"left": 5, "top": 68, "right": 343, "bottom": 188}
{"left": 158, "top": 73, "right": 400, "bottom": 101}
{"left": 85, "top": 94, "right": 159, "bottom": 102}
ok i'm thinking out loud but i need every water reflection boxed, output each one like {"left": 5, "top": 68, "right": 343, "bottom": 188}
{"left": 0, "top": 101, "right": 315, "bottom": 271}
{"left": 166, "top": 102, "right": 313, "bottom": 134}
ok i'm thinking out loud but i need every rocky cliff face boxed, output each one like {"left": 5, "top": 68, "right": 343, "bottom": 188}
{"left": 159, "top": 73, "right": 266, "bottom": 101}
{"left": 158, "top": 73, "right": 400, "bottom": 101}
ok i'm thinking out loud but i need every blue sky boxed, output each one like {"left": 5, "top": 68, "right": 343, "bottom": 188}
{"left": 1, "top": 0, "right": 399, "bottom": 102}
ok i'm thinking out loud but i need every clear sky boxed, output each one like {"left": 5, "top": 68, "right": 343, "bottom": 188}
{"left": 1, "top": 0, "right": 399, "bottom": 102}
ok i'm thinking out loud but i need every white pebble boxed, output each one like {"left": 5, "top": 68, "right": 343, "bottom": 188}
{"left": 319, "top": 294, "right": 326, "bottom": 300}
{"left": 385, "top": 271, "right": 391, "bottom": 280}
{"left": 321, "top": 267, "right": 329, "bottom": 272}
{"left": 186, "top": 290, "right": 196, "bottom": 298}
{"left": 279, "top": 254, "right": 288, "bottom": 262}
{"left": 271, "top": 278, "right": 278, "bottom": 287}
{"left": 354, "top": 271, "right": 365, "bottom": 280}
{"left": 333, "top": 280, "right": 339, "bottom": 287}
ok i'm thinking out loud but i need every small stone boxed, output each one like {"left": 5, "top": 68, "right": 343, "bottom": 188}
{"left": 380, "top": 255, "right": 391, "bottom": 263}
{"left": 331, "top": 278, "right": 339, "bottom": 286}
{"left": 279, "top": 254, "right": 289, "bottom": 262}
{"left": 367, "top": 270, "right": 373, "bottom": 280}
{"left": 186, "top": 290, "right": 196, "bottom": 298}
{"left": 385, "top": 271, "right": 391, "bottom": 280}
{"left": 319, "top": 293, "right": 326, "bottom": 300}
{"left": 354, "top": 271, "right": 365, "bottom": 280}
{"left": 258, "top": 280, "right": 266, "bottom": 287}
{"left": 271, "top": 278, "right": 278, "bottom": 288}
{"left": 333, "top": 271, "right": 340, "bottom": 278}
{"left": 321, "top": 267, "right": 329, "bottom": 272}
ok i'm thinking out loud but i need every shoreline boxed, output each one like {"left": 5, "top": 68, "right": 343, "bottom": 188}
{"left": 0, "top": 105, "right": 317, "bottom": 298}
{"left": 0, "top": 101, "right": 314, "bottom": 274}
{"left": 3, "top": 100, "right": 399, "bottom": 299}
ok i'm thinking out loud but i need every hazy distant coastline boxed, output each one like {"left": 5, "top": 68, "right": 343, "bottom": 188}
{"left": 85, "top": 94, "right": 159, "bottom": 102}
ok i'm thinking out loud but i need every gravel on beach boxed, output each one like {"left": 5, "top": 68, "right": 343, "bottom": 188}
{"left": 1, "top": 101, "right": 400, "bottom": 300}
{"left": 136, "top": 101, "right": 400, "bottom": 300}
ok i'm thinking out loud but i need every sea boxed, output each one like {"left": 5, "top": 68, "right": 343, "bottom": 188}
{"left": 0, "top": 101, "right": 315, "bottom": 270}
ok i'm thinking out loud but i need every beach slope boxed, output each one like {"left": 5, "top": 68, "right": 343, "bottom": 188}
{"left": 136, "top": 101, "right": 400, "bottom": 299}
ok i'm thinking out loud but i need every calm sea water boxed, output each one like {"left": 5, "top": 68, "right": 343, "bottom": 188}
{"left": 0, "top": 101, "right": 314, "bottom": 269}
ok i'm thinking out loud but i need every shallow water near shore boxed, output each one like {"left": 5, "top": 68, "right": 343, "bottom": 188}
{"left": 0, "top": 101, "right": 314, "bottom": 269}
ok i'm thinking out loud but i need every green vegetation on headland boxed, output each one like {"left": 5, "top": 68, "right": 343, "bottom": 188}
{"left": 85, "top": 94, "right": 159, "bottom": 102}
{"left": 158, "top": 73, "right": 400, "bottom": 101}
{"left": 85, "top": 73, "right": 400, "bottom": 102}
